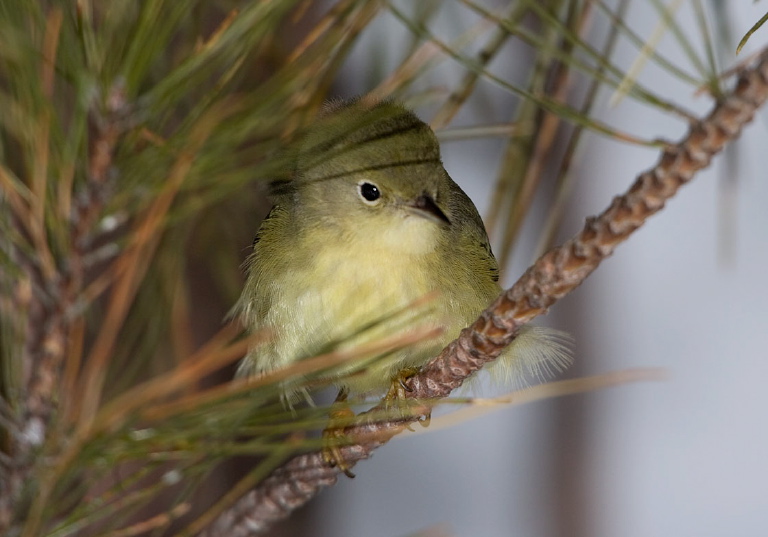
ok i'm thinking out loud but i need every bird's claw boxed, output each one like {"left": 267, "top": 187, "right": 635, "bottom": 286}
{"left": 384, "top": 368, "right": 431, "bottom": 430}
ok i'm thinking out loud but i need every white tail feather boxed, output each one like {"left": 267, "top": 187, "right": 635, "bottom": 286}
{"left": 483, "top": 326, "right": 573, "bottom": 388}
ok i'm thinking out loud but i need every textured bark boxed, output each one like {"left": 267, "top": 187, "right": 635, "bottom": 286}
{"left": 0, "top": 84, "right": 127, "bottom": 533}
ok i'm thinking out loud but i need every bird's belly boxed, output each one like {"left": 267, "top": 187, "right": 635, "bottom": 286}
{"left": 266, "top": 247, "right": 448, "bottom": 393}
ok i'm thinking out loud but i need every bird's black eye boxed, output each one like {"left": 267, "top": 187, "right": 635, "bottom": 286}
{"left": 358, "top": 182, "right": 381, "bottom": 204}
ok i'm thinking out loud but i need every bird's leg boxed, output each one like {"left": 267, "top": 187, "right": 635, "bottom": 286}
{"left": 384, "top": 367, "right": 431, "bottom": 429}
{"left": 322, "top": 387, "right": 356, "bottom": 478}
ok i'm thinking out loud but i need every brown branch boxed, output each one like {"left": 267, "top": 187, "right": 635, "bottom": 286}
{"left": 198, "top": 48, "right": 768, "bottom": 537}
{"left": 22, "top": 82, "right": 128, "bottom": 441}
{"left": 0, "top": 83, "right": 128, "bottom": 534}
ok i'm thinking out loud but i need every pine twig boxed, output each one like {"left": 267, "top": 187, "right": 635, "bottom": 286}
{"left": 198, "top": 47, "right": 768, "bottom": 537}
{"left": 0, "top": 83, "right": 128, "bottom": 534}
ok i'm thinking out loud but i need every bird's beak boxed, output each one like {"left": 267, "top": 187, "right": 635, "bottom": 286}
{"left": 406, "top": 193, "right": 450, "bottom": 225}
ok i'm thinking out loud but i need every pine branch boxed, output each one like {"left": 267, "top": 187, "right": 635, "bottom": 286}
{"left": 198, "top": 47, "right": 768, "bottom": 537}
{"left": 0, "top": 80, "right": 129, "bottom": 532}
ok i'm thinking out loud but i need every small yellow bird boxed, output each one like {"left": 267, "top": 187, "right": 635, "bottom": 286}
{"left": 235, "top": 98, "right": 569, "bottom": 413}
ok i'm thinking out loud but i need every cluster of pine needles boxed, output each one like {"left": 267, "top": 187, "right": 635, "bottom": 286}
{"left": 1, "top": 1, "right": 766, "bottom": 535}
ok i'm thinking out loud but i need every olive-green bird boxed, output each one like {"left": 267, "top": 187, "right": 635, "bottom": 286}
{"left": 235, "top": 99, "right": 570, "bottom": 406}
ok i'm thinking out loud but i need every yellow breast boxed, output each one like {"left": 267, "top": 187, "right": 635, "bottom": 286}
{"left": 259, "top": 218, "right": 452, "bottom": 393}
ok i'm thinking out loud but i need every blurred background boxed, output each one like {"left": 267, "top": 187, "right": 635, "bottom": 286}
{"left": 1, "top": 1, "right": 767, "bottom": 536}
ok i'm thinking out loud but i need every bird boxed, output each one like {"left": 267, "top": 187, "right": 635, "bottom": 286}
{"left": 234, "top": 99, "right": 570, "bottom": 473}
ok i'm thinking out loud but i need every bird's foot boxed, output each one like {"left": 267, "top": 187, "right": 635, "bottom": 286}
{"left": 384, "top": 367, "right": 431, "bottom": 430}
{"left": 322, "top": 389, "right": 356, "bottom": 478}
